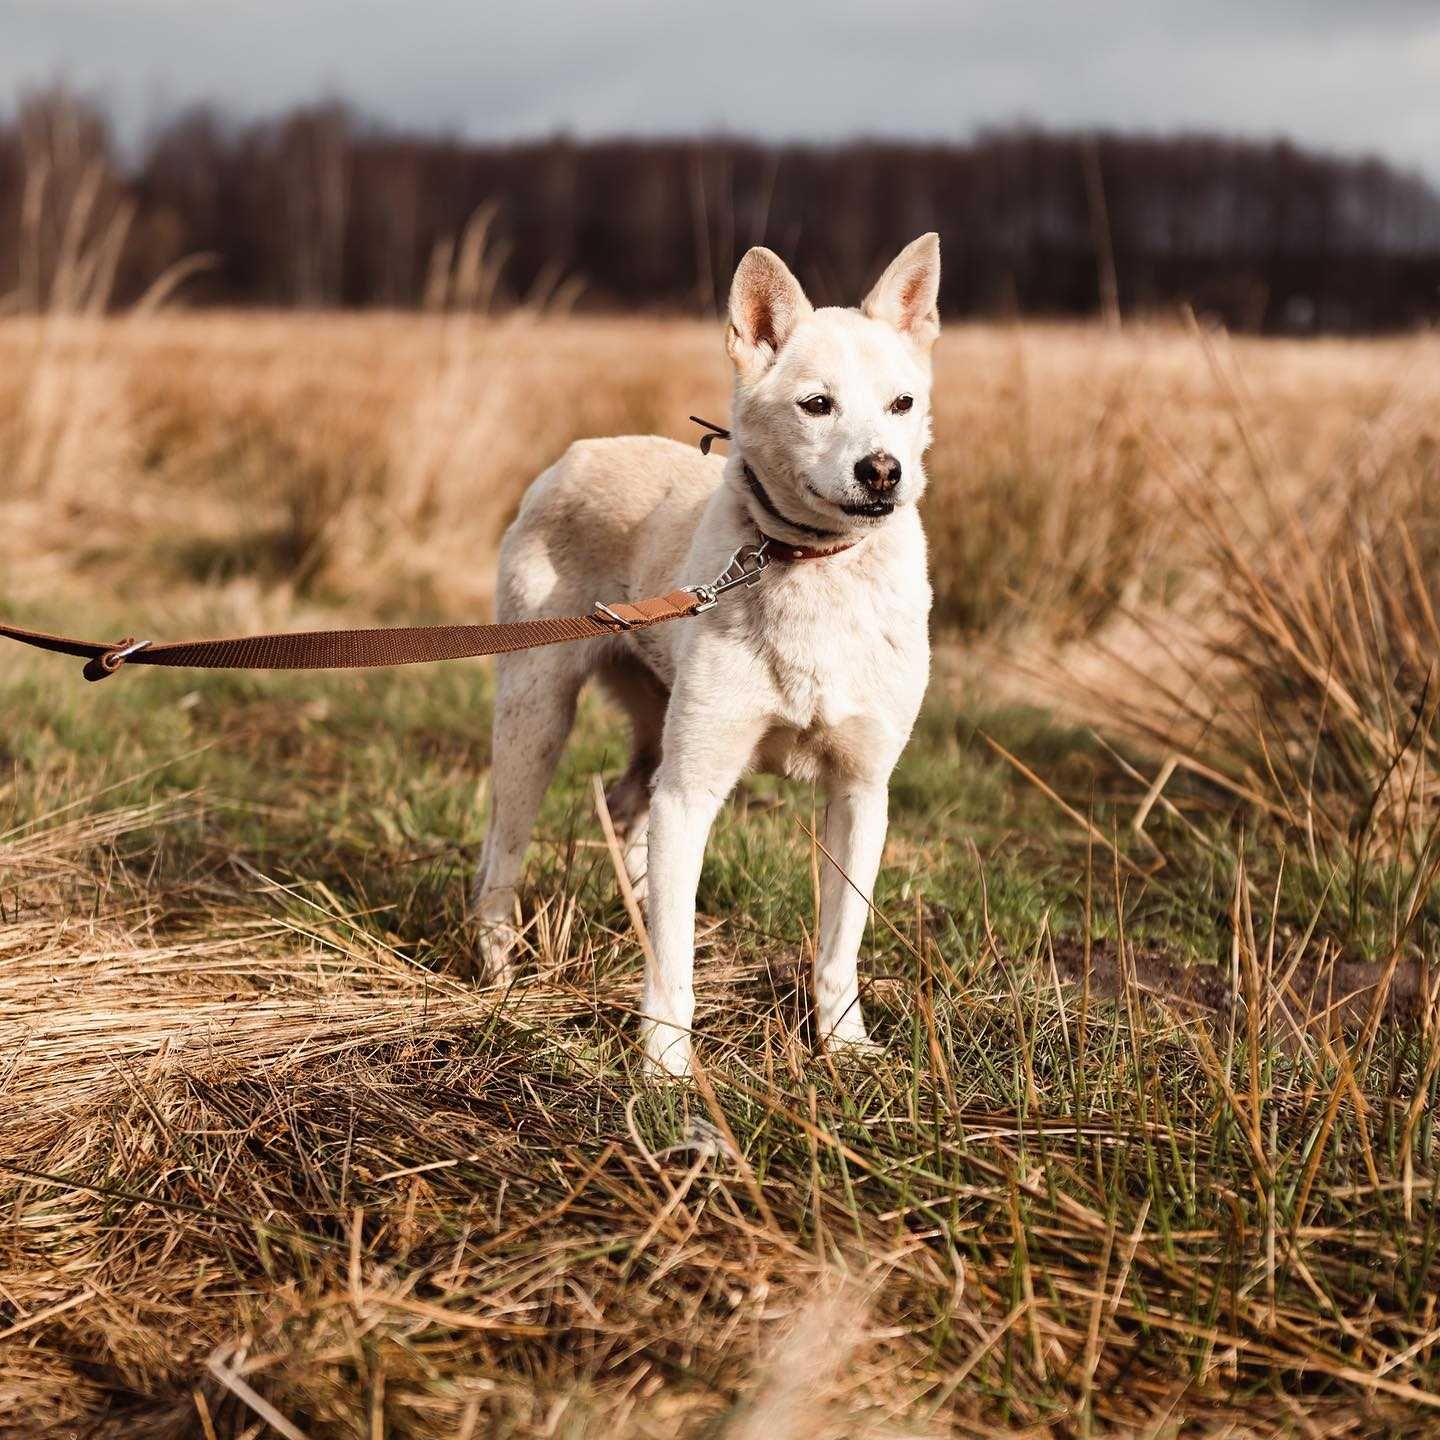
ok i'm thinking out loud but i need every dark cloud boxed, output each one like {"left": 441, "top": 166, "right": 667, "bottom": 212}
{"left": 3, "top": 0, "right": 1438, "bottom": 176}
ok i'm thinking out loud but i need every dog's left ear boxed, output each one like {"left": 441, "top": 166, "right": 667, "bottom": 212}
{"left": 863, "top": 233, "right": 941, "bottom": 351}
{"left": 727, "top": 247, "right": 813, "bottom": 381}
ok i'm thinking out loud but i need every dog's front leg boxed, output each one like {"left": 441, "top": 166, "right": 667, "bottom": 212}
{"left": 816, "top": 783, "right": 890, "bottom": 1051}
{"left": 642, "top": 693, "right": 767, "bottom": 1079}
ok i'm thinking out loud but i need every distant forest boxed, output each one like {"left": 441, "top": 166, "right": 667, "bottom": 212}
{"left": 4, "top": 88, "right": 1440, "bottom": 331}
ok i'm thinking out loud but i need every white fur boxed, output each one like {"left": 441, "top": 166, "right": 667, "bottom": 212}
{"left": 471, "top": 234, "right": 940, "bottom": 1077}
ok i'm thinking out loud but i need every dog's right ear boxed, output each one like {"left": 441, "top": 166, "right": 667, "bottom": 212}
{"left": 726, "top": 247, "right": 812, "bottom": 381}
{"left": 863, "top": 232, "right": 941, "bottom": 351}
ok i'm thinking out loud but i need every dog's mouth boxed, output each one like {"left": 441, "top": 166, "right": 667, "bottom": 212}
{"left": 806, "top": 482, "right": 900, "bottom": 522}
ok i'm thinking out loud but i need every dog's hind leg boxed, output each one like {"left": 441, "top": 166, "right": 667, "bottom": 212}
{"left": 596, "top": 655, "right": 668, "bottom": 902}
{"left": 469, "top": 646, "right": 587, "bottom": 983}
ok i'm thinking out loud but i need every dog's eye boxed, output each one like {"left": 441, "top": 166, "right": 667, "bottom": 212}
{"left": 891, "top": 394, "right": 914, "bottom": 414}
{"left": 798, "top": 395, "right": 833, "bottom": 417}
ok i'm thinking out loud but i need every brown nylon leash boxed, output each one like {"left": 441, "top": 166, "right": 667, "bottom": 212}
{"left": 0, "top": 420, "right": 854, "bottom": 684}
{"left": 0, "top": 589, "right": 705, "bottom": 683}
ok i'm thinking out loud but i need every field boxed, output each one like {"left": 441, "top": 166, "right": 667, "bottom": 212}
{"left": 2, "top": 310, "right": 1439, "bottom": 1437}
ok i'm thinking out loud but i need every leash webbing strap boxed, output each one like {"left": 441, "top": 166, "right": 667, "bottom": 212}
{"left": 2, "top": 419, "right": 858, "bottom": 685}
{"left": 0, "top": 589, "right": 704, "bottom": 683}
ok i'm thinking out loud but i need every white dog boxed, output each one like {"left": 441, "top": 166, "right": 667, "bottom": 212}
{"left": 471, "top": 234, "right": 940, "bottom": 1076}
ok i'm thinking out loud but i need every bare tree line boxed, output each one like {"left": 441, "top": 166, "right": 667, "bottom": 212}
{"left": 3, "top": 86, "right": 1439, "bottom": 330}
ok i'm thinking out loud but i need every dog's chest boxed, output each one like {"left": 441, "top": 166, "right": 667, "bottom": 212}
{"left": 762, "top": 604, "right": 868, "bottom": 724}
{"left": 746, "top": 563, "right": 926, "bottom": 779}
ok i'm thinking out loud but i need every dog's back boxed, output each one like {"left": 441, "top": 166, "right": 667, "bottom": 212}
{"left": 496, "top": 435, "right": 723, "bottom": 626}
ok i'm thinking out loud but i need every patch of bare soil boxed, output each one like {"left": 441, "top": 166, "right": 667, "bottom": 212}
{"left": 1048, "top": 937, "right": 1429, "bottom": 1032}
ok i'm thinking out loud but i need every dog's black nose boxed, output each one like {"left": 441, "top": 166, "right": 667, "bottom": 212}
{"left": 854, "top": 451, "right": 901, "bottom": 494}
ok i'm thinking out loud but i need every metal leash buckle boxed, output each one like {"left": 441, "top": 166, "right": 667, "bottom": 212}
{"left": 690, "top": 538, "right": 770, "bottom": 612}
{"left": 592, "top": 601, "right": 633, "bottom": 630}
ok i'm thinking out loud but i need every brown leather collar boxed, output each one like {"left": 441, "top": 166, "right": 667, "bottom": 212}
{"left": 759, "top": 532, "right": 858, "bottom": 562}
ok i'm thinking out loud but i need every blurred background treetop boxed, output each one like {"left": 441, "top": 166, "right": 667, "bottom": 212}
{"left": 4, "top": 87, "right": 1439, "bottom": 332}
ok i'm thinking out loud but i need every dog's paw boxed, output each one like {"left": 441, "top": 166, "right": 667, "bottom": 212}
{"left": 641, "top": 1024, "right": 693, "bottom": 1081}
{"left": 823, "top": 1031, "right": 884, "bottom": 1066}
{"left": 462, "top": 920, "right": 521, "bottom": 988}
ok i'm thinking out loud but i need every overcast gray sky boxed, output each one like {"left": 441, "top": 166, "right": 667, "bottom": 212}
{"left": 4, "top": 0, "right": 1439, "bottom": 176}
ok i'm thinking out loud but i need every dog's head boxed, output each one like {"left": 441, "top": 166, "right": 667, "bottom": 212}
{"left": 725, "top": 233, "right": 940, "bottom": 539}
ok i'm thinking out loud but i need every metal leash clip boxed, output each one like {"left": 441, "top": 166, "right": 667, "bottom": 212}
{"left": 690, "top": 538, "right": 770, "bottom": 612}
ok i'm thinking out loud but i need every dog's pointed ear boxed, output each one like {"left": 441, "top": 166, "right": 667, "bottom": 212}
{"left": 863, "top": 232, "right": 941, "bottom": 350}
{"left": 727, "top": 247, "right": 813, "bottom": 380}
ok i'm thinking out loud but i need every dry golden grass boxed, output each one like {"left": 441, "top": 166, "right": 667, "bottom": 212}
{"left": 3, "top": 309, "right": 1439, "bottom": 1436}
{"left": 3, "top": 310, "right": 1431, "bottom": 612}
